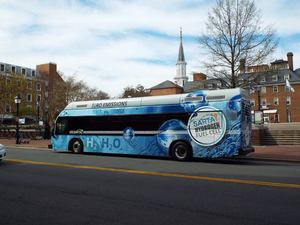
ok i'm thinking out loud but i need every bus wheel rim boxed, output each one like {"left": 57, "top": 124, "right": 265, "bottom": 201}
{"left": 73, "top": 141, "right": 81, "bottom": 152}
{"left": 175, "top": 146, "right": 187, "bottom": 159}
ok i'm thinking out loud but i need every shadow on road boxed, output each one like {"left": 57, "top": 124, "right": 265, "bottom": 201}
{"left": 56, "top": 151, "right": 294, "bottom": 166}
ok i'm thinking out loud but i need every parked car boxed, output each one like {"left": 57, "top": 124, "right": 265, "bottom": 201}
{"left": 0, "top": 144, "right": 6, "bottom": 161}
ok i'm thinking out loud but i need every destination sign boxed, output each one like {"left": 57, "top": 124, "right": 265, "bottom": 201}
{"left": 91, "top": 101, "right": 128, "bottom": 108}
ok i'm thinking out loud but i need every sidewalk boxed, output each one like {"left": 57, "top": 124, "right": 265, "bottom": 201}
{"left": 1, "top": 138, "right": 300, "bottom": 162}
{"left": 246, "top": 146, "right": 300, "bottom": 162}
{"left": 0, "top": 139, "right": 50, "bottom": 149}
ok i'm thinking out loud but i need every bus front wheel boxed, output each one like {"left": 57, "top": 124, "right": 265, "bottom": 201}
{"left": 69, "top": 139, "right": 83, "bottom": 154}
{"left": 170, "top": 141, "right": 192, "bottom": 161}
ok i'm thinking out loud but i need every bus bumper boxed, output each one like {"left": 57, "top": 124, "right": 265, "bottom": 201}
{"left": 239, "top": 147, "right": 254, "bottom": 156}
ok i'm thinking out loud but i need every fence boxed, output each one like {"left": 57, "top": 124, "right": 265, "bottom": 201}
{"left": 0, "top": 128, "right": 45, "bottom": 140}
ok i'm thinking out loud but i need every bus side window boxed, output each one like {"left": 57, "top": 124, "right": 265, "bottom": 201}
{"left": 56, "top": 119, "right": 68, "bottom": 134}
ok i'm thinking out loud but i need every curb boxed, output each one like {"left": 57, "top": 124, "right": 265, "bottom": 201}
{"left": 6, "top": 145, "right": 49, "bottom": 150}
{"left": 238, "top": 156, "right": 300, "bottom": 163}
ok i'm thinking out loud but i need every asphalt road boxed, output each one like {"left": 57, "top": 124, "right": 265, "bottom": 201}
{"left": 0, "top": 147, "right": 300, "bottom": 225}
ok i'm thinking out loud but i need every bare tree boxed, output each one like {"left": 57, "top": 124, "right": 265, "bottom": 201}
{"left": 121, "top": 84, "right": 149, "bottom": 98}
{"left": 62, "top": 74, "right": 110, "bottom": 103}
{"left": 199, "top": 0, "right": 278, "bottom": 87}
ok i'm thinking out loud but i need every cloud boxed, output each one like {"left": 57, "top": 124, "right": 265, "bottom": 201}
{"left": 0, "top": 0, "right": 299, "bottom": 96}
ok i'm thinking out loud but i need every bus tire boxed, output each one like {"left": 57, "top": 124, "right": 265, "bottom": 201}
{"left": 170, "top": 141, "right": 192, "bottom": 161}
{"left": 69, "top": 138, "right": 83, "bottom": 154}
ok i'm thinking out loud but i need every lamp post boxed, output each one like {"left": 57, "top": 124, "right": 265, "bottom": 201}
{"left": 286, "top": 101, "right": 290, "bottom": 122}
{"left": 255, "top": 85, "right": 264, "bottom": 124}
{"left": 14, "top": 95, "right": 21, "bottom": 144}
{"left": 37, "top": 100, "right": 40, "bottom": 125}
{"left": 257, "top": 86, "right": 262, "bottom": 111}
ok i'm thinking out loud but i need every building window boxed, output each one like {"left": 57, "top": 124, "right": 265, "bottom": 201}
{"left": 27, "top": 94, "right": 32, "bottom": 102}
{"left": 27, "top": 81, "right": 32, "bottom": 89}
{"left": 5, "top": 104, "right": 11, "bottom": 113}
{"left": 261, "top": 86, "right": 266, "bottom": 94}
{"left": 261, "top": 76, "right": 266, "bottom": 82}
{"left": 273, "top": 85, "right": 278, "bottom": 93}
{"left": 271, "top": 75, "right": 278, "bottom": 81}
{"left": 207, "top": 83, "right": 213, "bottom": 89}
{"left": 36, "top": 82, "right": 41, "bottom": 91}
{"left": 263, "top": 116, "right": 270, "bottom": 124}
{"left": 36, "top": 94, "right": 41, "bottom": 102}
{"left": 12, "top": 66, "right": 16, "bottom": 74}
{"left": 32, "top": 71, "right": 35, "bottom": 76}
{"left": 261, "top": 98, "right": 267, "bottom": 107}
{"left": 273, "top": 97, "right": 279, "bottom": 105}
{"left": 284, "top": 74, "right": 290, "bottom": 80}
{"left": 0, "top": 64, "right": 4, "bottom": 72}
{"left": 22, "top": 68, "right": 26, "bottom": 75}
{"left": 286, "top": 96, "right": 291, "bottom": 105}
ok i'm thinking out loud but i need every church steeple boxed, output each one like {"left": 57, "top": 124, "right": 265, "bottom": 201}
{"left": 174, "top": 27, "right": 188, "bottom": 87}
{"left": 177, "top": 28, "right": 185, "bottom": 62}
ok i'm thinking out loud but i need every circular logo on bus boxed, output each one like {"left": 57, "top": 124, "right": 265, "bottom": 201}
{"left": 123, "top": 127, "right": 135, "bottom": 141}
{"left": 187, "top": 106, "right": 227, "bottom": 146}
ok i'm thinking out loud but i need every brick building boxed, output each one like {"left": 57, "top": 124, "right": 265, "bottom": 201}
{"left": 0, "top": 62, "right": 65, "bottom": 126}
{"left": 239, "top": 52, "right": 300, "bottom": 123}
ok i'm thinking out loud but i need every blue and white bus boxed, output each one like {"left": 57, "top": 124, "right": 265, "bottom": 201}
{"left": 51, "top": 88, "right": 253, "bottom": 160}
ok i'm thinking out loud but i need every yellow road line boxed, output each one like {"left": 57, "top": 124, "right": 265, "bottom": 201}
{"left": 6, "top": 158, "right": 300, "bottom": 189}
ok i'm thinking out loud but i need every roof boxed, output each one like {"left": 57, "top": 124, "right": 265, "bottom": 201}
{"left": 149, "top": 80, "right": 182, "bottom": 90}
{"left": 270, "top": 59, "right": 288, "bottom": 65}
{"left": 239, "top": 68, "right": 300, "bottom": 86}
{"left": 295, "top": 68, "right": 300, "bottom": 76}
{"left": 183, "top": 79, "right": 229, "bottom": 93}
{"left": 0, "top": 61, "right": 38, "bottom": 78}
{"left": 183, "top": 81, "right": 204, "bottom": 92}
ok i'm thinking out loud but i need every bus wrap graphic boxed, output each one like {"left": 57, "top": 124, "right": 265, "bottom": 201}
{"left": 188, "top": 106, "right": 227, "bottom": 146}
{"left": 51, "top": 88, "right": 253, "bottom": 159}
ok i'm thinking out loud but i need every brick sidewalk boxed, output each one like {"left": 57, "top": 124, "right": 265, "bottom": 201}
{"left": 1, "top": 138, "right": 300, "bottom": 162}
{"left": 248, "top": 146, "right": 300, "bottom": 162}
{"left": 0, "top": 139, "right": 50, "bottom": 149}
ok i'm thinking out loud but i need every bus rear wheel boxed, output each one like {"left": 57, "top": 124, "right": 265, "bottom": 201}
{"left": 69, "top": 139, "right": 83, "bottom": 154}
{"left": 170, "top": 141, "right": 192, "bottom": 161}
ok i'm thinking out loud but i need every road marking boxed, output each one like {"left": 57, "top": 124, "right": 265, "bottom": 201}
{"left": 7, "top": 146, "right": 49, "bottom": 151}
{"left": 6, "top": 158, "right": 300, "bottom": 189}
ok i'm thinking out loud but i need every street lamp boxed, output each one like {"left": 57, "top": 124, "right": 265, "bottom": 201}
{"left": 14, "top": 95, "right": 21, "bottom": 144}
{"left": 251, "top": 84, "right": 264, "bottom": 125}
{"left": 37, "top": 100, "right": 40, "bottom": 125}
{"left": 256, "top": 86, "right": 262, "bottom": 111}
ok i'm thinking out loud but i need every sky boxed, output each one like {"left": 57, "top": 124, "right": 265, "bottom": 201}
{"left": 0, "top": 0, "right": 300, "bottom": 97}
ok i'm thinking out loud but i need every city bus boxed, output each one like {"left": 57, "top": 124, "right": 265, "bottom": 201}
{"left": 51, "top": 88, "right": 253, "bottom": 160}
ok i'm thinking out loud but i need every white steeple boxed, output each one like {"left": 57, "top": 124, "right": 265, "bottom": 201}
{"left": 174, "top": 28, "right": 188, "bottom": 87}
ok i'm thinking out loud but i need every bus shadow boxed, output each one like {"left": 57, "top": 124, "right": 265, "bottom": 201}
{"left": 77, "top": 152, "right": 285, "bottom": 166}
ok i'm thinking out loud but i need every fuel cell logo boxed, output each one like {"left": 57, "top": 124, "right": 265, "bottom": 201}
{"left": 188, "top": 106, "right": 227, "bottom": 146}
